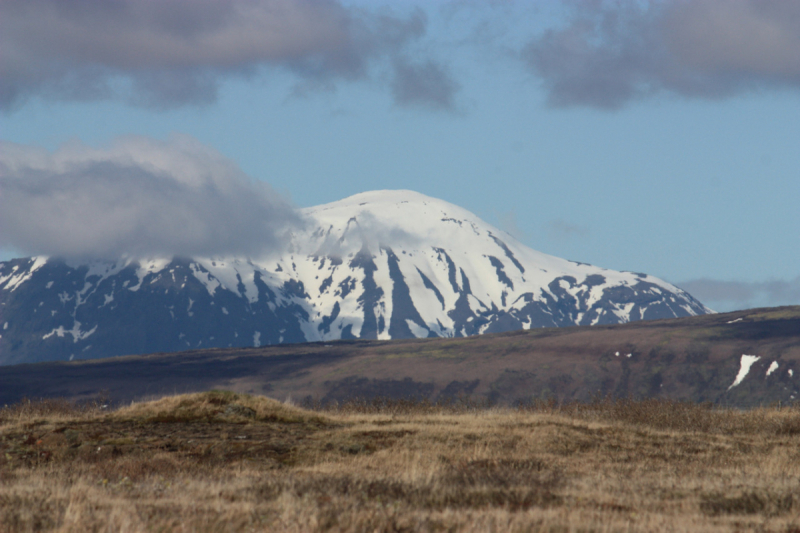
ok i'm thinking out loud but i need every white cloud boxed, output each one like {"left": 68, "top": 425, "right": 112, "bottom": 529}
{"left": 0, "top": 134, "right": 304, "bottom": 260}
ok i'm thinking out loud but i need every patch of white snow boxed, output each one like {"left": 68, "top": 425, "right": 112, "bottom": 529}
{"left": 767, "top": 361, "right": 779, "bottom": 377}
{"left": 126, "top": 258, "right": 171, "bottom": 292}
{"left": 189, "top": 262, "right": 221, "bottom": 296}
{"left": 0, "top": 256, "right": 48, "bottom": 292}
{"left": 253, "top": 331, "right": 261, "bottom": 347}
{"left": 42, "top": 322, "right": 97, "bottom": 343}
{"left": 406, "top": 319, "right": 429, "bottom": 339}
{"left": 729, "top": 355, "right": 761, "bottom": 390}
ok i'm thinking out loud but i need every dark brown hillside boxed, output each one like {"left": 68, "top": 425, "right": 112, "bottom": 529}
{"left": 2, "top": 306, "right": 800, "bottom": 408}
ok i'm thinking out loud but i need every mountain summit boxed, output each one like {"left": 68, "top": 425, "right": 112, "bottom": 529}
{"left": 0, "top": 190, "right": 710, "bottom": 364}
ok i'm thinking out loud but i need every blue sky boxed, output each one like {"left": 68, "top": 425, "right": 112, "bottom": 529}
{"left": 1, "top": 0, "right": 799, "bottom": 312}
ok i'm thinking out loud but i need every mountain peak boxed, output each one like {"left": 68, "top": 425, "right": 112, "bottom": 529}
{"left": 311, "top": 189, "right": 480, "bottom": 212}
{"left": 304, "top": 190, "right": 488, "bottom": 243}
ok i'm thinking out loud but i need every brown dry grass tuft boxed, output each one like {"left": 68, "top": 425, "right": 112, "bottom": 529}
{"left": 545, "top": 396, "right": 800, "bottom": 436}
{"left": 0, "top": 397, "right": 108, "bottom": 428}
{"left": 114, "top": 389, "right": 327, "bottom": 425}
{"left": 3, "top": 392, "right": 800, "bottom": 532}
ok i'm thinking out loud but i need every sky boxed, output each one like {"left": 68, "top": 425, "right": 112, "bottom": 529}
{"left": 1, "top": 0, "right": 799, "bottom": 313}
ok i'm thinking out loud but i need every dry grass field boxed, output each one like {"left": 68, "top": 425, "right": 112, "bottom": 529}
{"left": 3, "top": 392, "right": 800, "bottom": 532}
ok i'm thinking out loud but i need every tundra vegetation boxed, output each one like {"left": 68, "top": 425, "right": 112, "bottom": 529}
{"left": 2, "top": 392, "right": 800, "bottom": 532}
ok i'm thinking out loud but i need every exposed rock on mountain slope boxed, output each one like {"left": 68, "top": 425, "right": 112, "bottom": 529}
{"left": 0, "top": 190, "right": 710, "bottom": 364}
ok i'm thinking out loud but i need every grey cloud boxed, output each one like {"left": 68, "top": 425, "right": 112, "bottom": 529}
{"left": 129, "top": 70, "right": 220, "bottom": 109}
{"left": 547, "top": 219, "right": 589, "bottom": 240}
{"left": 493, "top": 210, "right": 528, "bottom": 243}
{"left": 391, "top": 58, "right": 460, "bottom": 111}
{"left": 677, "top": 277, "right": 800, "bottom": 312}
{"left": 521, "top": 0, "right": 800, "bottom": 109}
{"left": 309, "top": 209, "right": 420, "bottom": 258}
{"left": 0, "top": 0, "right": 434, "bottom": 110}
{"left": 350, "top": 210, "right": 421, "bottom": 252}
{"left": 0, "top": 135, "right": 304, "bottom": 260}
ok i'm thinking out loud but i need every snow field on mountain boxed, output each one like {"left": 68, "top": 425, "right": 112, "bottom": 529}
{"left": 1, "top": 189, "right": 712, "bottom": 365}
{"left": 297, "top": 190, "right": 707, "bottom": 333}
{"left": 173, "top": 190, "right": 709, "bottom": 338}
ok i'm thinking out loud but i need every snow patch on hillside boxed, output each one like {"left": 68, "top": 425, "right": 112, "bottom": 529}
{"left": 729, "top": 355, "right": 761, "bottom": 390}
{"left": 42, "top": 321, "right": 97, "bottom": 343}
{"left": 767, "top": 361, "right": 779, "bottom": 377}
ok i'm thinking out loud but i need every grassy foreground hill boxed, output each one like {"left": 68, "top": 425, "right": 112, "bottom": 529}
{"left": 3, "top": 391, "right": 800, "bottom": 532}
{"left": 2, "top": 306, "right": 800, "bottom": 408}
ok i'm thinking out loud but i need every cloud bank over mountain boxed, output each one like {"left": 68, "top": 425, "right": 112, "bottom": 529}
{"left": 0, "top": 135, "right": 303, "bottom": 260}
{"left": 522, "top": 0, "right": 800, "bottom": 109}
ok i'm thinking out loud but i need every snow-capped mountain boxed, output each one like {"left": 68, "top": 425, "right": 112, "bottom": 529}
{"left": 0, "top": 190, "right": 711, "bottom": 365}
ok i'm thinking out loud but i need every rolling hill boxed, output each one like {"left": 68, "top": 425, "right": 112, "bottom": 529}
{"left": 2, "top": 306, "right": 798, "bottom": 409}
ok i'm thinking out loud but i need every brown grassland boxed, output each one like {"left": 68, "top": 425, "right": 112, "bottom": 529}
{"left": 3, "top": 391, "right": 800, "bottom": 532}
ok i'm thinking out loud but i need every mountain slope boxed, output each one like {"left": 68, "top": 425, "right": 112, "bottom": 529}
{"left": 289, "top": 190, "right": 709, "bottom": 339}
{"left": 0, "top": 190, "right": 710, "bottom": 364}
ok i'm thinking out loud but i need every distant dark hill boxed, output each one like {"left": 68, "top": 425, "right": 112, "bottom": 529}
{"left": 2, "top": 306, "right": 799, "bottom": 409}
